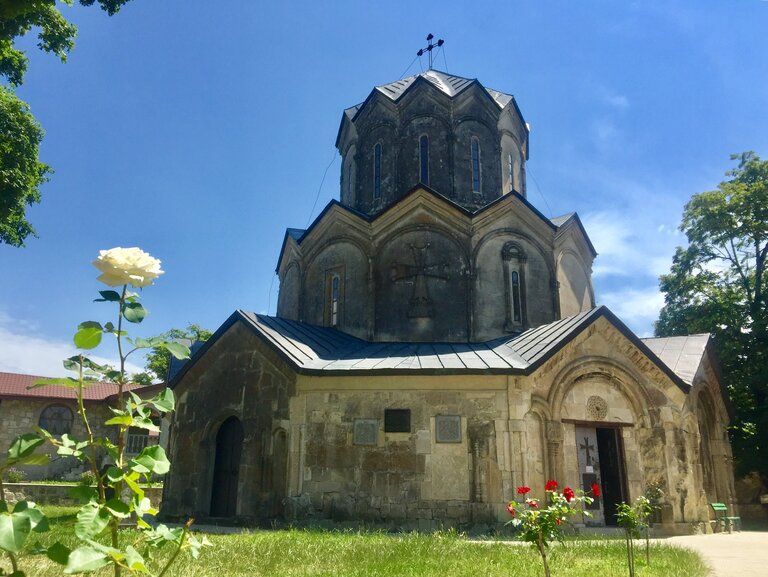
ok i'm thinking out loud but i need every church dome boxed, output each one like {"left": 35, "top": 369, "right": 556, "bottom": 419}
{"left": 335, "top": 70, "right": 530, "bottom": 215}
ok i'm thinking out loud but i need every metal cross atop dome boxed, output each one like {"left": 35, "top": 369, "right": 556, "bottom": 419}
{"left": 417, "top": 33, "right": 444, "bottom": 70}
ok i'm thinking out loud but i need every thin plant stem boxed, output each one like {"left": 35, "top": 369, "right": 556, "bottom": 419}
{"left": 111, "top": 285, "right": 129, "bottom": 577}
{"left": 7, "top": 551, "right": 19, "bottom": 574}
{"left": 76, "top": 355, "right": 107, "bottom": 502}
{"left": 157, "top": 519, "right": 193, "bottom": 577}
{"left": 536, "top": 534, "right": 551, "bottom": 577}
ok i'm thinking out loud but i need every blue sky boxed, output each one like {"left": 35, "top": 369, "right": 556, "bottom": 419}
{"left": 1, "top": 0, "right": 767, "bottom": 377}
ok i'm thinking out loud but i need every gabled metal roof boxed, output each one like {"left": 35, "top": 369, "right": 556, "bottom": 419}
{"left": 168, "top": 306, "right": 692, "bottom": 393}
{"left": 641, "top": 334, "right": 711, "bottom": 385}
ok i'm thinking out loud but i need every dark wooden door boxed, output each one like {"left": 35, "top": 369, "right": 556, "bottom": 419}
{"left": 596, "top": 427, "right": 627, "bottom": 526}
{"left": 210, "top": 417, "right": 244, "bottom": 517}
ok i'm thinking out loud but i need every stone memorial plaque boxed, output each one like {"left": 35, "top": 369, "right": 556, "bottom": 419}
{"left": 353, "top": 419, "right": 378, "bottom": 445}
{"left": 435, "top": 415, "right": 462, "bottom": 443}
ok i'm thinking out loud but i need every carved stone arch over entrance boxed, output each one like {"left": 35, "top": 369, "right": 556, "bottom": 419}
{"left": 210, "top": 416, "right": 245, "bottom": 517}
{"left": 546, "top": 358, "right": 653, "bottom": 526}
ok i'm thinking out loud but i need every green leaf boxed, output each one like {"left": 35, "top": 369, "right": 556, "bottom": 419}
{"left": 64, "top": 545, "right": 110, "bottom": 574}
{"left": 164, "top": 341, "right": 190, "bottom": 360}
{"left": 133, "top": 337, "right": 152, "bottom": 348}
{"left": 104, "top": 415, "right": 133, "bottom": 426}
{"left": 129, "top": 417, "right": 160, "bottom": 432}
{"left": 6, "top": 433, "right": 44, "bottom": 461}
{"left": 0, "top": 513, "right": 31, "bottom": 553}
{"left": 104, "top": 499, "right": 131, "bottom": 519}
{"left": 46, "top": 541, "right": 71, "bottom": 565}
{"left": 128, "top": 445, "right": 170, "bottom": 476}
{"left": 105, "top": 467, "right": 123, "bottom": 483}
{"left": 11, "top": 501, "right": 48, "bottom": 533}
{"left": 30, "top": 377, "right": 78, "bottom": 389}
{"left": 123, "top": 475, "right": 144, "bottom": 501}
{"left": 124, "top": 545, "right": 147, "bottom": 573}
{"left": 95, "top": 290, "right": 121, "bottom": 302}
{"left": 74, "top": 502, "right": 110, "bottom": 540}
{"left": 74, "top": 323, "right": 103, "bottom": 350}
{"left": 68, "top": 485, "right": 98, "bottom": 504}
{"left": 148, "top": 388, "right": 175, "bottom": 413}
{"left": 123, "top": 302, "right": 147, "bottom": 323}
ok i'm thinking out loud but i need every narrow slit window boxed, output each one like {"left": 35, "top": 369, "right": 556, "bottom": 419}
{"left": 419, "top": 135, "right": 429, "bottom": 185}
{"left": 511, "top": 270, "right": 522, "bottom": 323}
{"left": 471, "top": 137, "right": 481, "bottom": 193}
{"left": 373, "top": 143, "right": 382, "bottom": 200}
{"left": 347, "top": 162, "right": 355, "bottom": 202}
{"left": 507, "top": 152, "right": 514, "bottom": 191}
{"left": 331, "top": 274, "right": 340, "bottom": 326}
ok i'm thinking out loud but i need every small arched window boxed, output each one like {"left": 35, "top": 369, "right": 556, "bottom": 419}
{"left": 419, "top": 134, "right": 429, "bottom": 185}
{"left": 373, "top": 143, "right": 382, "bottom": 200}
{"left": 502, "top": 242, "right": 527, "bottom": 332}
{"left": 39, "top": 404, "right": 74, "bottom": 435}
{"left": 507, "top": 152, "right": 514, "bottom": 192}
{"left": 471, "top": 137, "right": 481, "bottom": 193}
{"left": 511, "top": 271, "right": 522, "bottom": 323}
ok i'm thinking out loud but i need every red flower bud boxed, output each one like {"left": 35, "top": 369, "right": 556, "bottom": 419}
{"left": 507, "top": 503, "right": 516, "bottom": 517}
{"left": 517, "top": 486, "right": 531, "bottom": 495}
{"left": 591, "top": 483, "right": 601, "bottom": 498}
{"left": 564, "top": 487, "right": 575, "bottom": 502}
{"left": 529, "top": 501, "right": 539, "bottom": 509}
{"left": 556, "top": 518, "right": 561, "bottom": 525}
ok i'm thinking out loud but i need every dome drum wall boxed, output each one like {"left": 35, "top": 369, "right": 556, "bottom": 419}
{"left": 337, "top": 72, "right": 529, "bottom": 216}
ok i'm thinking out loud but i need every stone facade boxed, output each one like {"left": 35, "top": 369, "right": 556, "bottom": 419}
{"left": 0, "top": 398, "right": 114, "bottom": 480}
{"left": 162, "top": 69, "right": 736, "bottom": 533}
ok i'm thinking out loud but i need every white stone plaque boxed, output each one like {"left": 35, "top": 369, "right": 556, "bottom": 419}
{"left": 435, "top": 415, "right": 462, "bottom": 443}
{"left": 353, "top": 419, "right": 378, "bottom": 445}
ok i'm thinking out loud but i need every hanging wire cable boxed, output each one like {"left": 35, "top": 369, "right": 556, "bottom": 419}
{"left": 526, "top": 168, "right": 554, "bottom": 218}
{"left": 441, "top": 44, "right": 448, "bottom": 71}
{"left": 398, "top": 54, "right": 419, "bottom": 79}
{"left": 305, "top": 150, "right": 339, "bottom": 228}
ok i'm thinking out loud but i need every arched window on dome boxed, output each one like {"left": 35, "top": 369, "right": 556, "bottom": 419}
{"left": 419, "top": 134, "right": 429, "bottom": 186}
{"left": 373, "top": 142, "right": 382, "bottom": 200}
{"left": 471, "top": 137, "right": 481, "bottom": 193}
{"left": 501, "top": 242, "right": 527, "bottom": 332}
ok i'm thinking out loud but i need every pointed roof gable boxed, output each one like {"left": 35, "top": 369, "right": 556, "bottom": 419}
{"left": 552, "top": 212, "right": 598, "bottom": 258}
{"left": 168, "top": 307, "right": 687, "bottom": 393}
{"left": 641, "top": 334, "right": 711, "bottom": 386}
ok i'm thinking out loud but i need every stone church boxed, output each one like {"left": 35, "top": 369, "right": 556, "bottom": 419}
{"left": 161, "top": 69, "right": 736, "bottom": 533}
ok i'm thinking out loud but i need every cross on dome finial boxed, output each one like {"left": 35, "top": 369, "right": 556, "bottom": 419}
{"left": 416, "top": 33, "right": 444, "bottom": 70}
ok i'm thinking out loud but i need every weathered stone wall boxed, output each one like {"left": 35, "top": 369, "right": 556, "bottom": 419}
{"left": 0, "top": 398, "right": 115, "bottom": 480}
{"left": 161, "top": 322, "right": 296, "bottom": 521}
{"left": 288, "top": 379, "right": 511, "bottom": 530}
{"left": 2, "top": 483, "right": 162, "bottom": 508}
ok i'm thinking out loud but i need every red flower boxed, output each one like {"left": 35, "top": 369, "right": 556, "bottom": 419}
{"left": 591, "top": 483, "right": 601, "bottom": 498}
{"left": 529, "top": 500, "right": 539, "bottom": 509}
{"left": 545, "top": 480, "right": 559, "bottom": 491}
{"left": 556, "top": 518, "right": 562, "bottom": 525}
{"left": 563, "top": 487, "right": 575, "bottom": 502}
{"left": 517, "top": 486, "right": 531, "bottom": 495}
{"left": 507, "top": 503, "right": 516, "bottom": 517}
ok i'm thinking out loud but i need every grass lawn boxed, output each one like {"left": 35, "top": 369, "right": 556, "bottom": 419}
{"left": 10, "top": 507, "right": 709, "bottom": 577}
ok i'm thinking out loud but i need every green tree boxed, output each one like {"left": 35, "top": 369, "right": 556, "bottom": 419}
{"left": 656, "top": 151, "right": 768, "bottom": 482}
{"left": 133, "top": 324, "right": 212, "bottom": 384}
{"left": 0, "top": 0, "right": 133, "bottom": 246}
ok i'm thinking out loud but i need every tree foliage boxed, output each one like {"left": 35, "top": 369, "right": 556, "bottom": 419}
{"left": 0, "top": 0, "right": 133, "bottom": 246}
{"left": 133, "top": 324, "right": 212, "bottom": 384}
{"left": 656, "top": 151, "right": 768, "bottom": 481}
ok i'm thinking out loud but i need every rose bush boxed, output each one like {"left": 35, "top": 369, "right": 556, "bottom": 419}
{"left": 92, "top": 247, "right": 164, "bottom": 288}
{"left": 507, "top": 480, "right": 598, "bottom": 577}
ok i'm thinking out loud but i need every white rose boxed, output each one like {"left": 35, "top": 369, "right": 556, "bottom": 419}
{"left": 92, "top": 247, "right": 164, "bottom": 288}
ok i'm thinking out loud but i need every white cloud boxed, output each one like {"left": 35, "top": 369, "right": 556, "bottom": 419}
{"left": 0, "top": 311, "right": 144, "bottom": 378}
{"left": 598, "top": 287, "right": 665, "bottom": 337}
{"left": 595, "top": 85, "right": 630, "bottom": 110}
{"left": 582, "top": 211, "right": 676, "bottom": 280}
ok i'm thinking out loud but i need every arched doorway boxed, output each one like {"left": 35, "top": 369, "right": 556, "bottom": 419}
{"left": 210, "top": 416, "right": 244, "bottom": 517}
